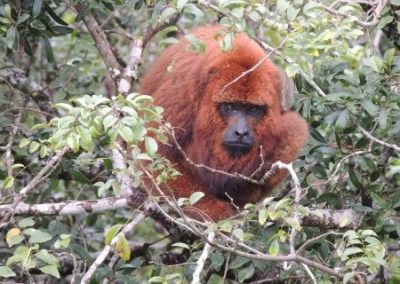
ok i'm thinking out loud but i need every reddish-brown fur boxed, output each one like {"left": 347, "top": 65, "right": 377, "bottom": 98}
{"left": 140, "top": 26, "right": 308, "bottom": 221}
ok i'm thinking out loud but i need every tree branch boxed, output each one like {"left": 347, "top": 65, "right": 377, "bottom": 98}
{"left": 321, "top": 0, "right": 389, "bottom": 28}
{"left": 0, "top": 196, "right": 145, "bottom": 216}
{"left": 74, "top": 4, "right": 122, "bottom": 77}
{"left": 358, "top": 125, "right": 400, "bottom": 152}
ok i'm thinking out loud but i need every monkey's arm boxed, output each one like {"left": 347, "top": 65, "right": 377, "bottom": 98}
{"left": 264, "top": 111, "right": 308, "bottom": 189}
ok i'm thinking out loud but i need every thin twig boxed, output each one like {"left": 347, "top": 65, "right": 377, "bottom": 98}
{"left": 297, "top": 231, "right": 342, "bottom": 254}
{"left": 359, "top": 125, "right": 400, "bottom": 152}
{"left": 302, "top": 263, "right": 318, "bottom": 284}
{"left": 321, "top": 0, "right": 389, "bottom": 28}
{"left": 219, "top": 36, "right": 290, "bottom": 96}
{"left": 81, "top": 212, "right": 146, "bottom": 284}
{"left": 0, "top": 146, "right": 69, "bottom": 229}
{"left": 310, "top": 150, "right": 370, "bottom": 188}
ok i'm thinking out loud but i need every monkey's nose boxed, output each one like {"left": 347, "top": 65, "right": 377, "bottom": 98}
{"left": 235, "top": 128, "right": 249, "bottom": 138}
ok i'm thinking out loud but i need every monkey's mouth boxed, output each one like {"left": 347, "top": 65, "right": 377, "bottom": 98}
{"left": 223, "top": 142, "right": 252, "bottom": 157}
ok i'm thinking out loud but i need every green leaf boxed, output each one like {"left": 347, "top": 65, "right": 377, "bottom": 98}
{"left": 18, "top": 218, "right": 35, "bottom": 228}
{"left": 103, "top": 114, "right": 118, "bottom": 130}
{"left": 39, "top": 265, "right": 60, "bottom": 278}
{"left": 159, "top": 7, "right": 177, "bottom": 23}
{"left": 29, "top": 141, "right": 40, "bottom": 153}
{"left": 145, "top": 136, "right": 158, "bottom": 155}
{"left": 309, "top": 128, "right": 327, "bottom": 143}
{"left": 185, "top": 3, "right": 204, "bottom": 17}
{"left": 33, "top": 0, "right": 44, "bottom": 17}
{"left": 13, "top": 163, "right": 24, "bottom": 170}
{"left": 232, "top": 228, "right": 244, "bottom": 241}
{"left": 43, "top": 37, "right": 54, "bottom": 63}
{"left": 77, "top": 126, "right": 94, "bottom": 152}
{"left": 177, "top": 0, "right": 189, "bottom": 12}
{"left": 115, "top": 235, "right": 131, "bottom": 261}
{"left": 285, "top": 217, "right": 302, "bottom": 231}
{"left": 0, "top": 266, "right": 16, "bottom": 278}
{"left": 6, "top": 26, "right": 19, "bottom": 51}
{"left": 67, "top": 132, "right": 80, "bottom": 152}
{"left": 105, "top": 224, "right": 123, "bottom": 245}
{"left": 19, "top": 138, "right": 31, "bottom": 148}
{"left": 219, "top": 220, "right": 234, "bottom": 233}
{"left": 53, "top": 103, "right": 73, "bottom": 112}
{"left": 119, "top": 126, "right": 134, "bottom": 143}
{"left": 286, "top": 5, "right": 299, "bottom": 21}
{"left": 262, "top": 197, "right": 274, "bottom": 206}
{"left": 361, "top": 99, "right": 378, "bottom": 116}
{"left": 6, "top": 228, "right": 23, "bottom": 247}
{"left": 378, "top": 15, "right": 394, "bottom": 29}
{"left": 285, "top": 64, "right": 301, "bottom": 77}
{"left": 342, "top": 247, "right": 363, "bottom": 258}
{"left": 383, "top": 48, "right": 396, "bottom": 66}
{"left": 51, "top": 26, "right": 73, "bottom": 36}
{"left": 185, "top": 34, "right": 205, "bottom": 53}
{"left": 229, "top": 256, "right": 251, "bottom": 269}
{"left": 3, "top": 176, "right": 14, "bottom": 189}
{"left": 58, "top": 116, "right": 75, "bottom": 129}
{"left": 189, "top": 191, "right": 205, "bottom": 205}
{"left": 35, "top": 250, "right": 59, "bottom": 265}
{"left": 361, "top": 229, "right": 377, "bottom": 237}
{"left": 54, "top": 234, "right": 71, "bottom": 249}
{"left": 28, "top": 230, "right": 53, "bottom": 244}
{"left": 335, "top": 109, "right": 351, "bottom": 129}
{"left": 379, "top": 109, "right": 388, "bottom": 129}
{"left": 303, "top": 1, "right": 320, "bottom": 13}
{"left": 343, "top": 272, "right": 355, "bottom": 284}
{"left": 268, "top": 240, "right": 280, "bottom": 256}
{"left": 258, "top": 208, "right": 268, "bottom": 225}
{"left": 171, "top": 242, "right": 190, "bottom": 250}
{"left": 46, "top": 5, "right": 68, "bottom": 25}
{"left": 238, "top": 265, "right": 255, "bottom": 283}
{"left": 132, "top": 125, "right": 147, "bottom": 141}
{"left": 4, "top": 4, "right": 11, "bottom": 19}
{"left": 39, "top": 145, "right": 48, "bottom": 158}
{"left": 219, "top": 0, "right": 247, "bottom": 9}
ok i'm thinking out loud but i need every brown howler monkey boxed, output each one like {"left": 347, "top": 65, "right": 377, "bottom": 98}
{"left": 140, "top": 26, "right": 308, "bottom": 221}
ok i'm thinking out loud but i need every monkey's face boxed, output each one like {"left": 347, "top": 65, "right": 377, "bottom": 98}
{"left": 218, "top": 102, "right": 266, "bottom": 157}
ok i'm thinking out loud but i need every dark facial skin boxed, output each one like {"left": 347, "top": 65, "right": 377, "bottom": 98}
{"left": 219, "top": 102, "right": 265, "bottom": 157}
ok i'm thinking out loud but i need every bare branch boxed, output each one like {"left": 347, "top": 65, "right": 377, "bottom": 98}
{"left": 358, "top": 125, "right": 400, "bottom": 152}
{"left": 321, "top": 0, "right": 389, "bottom": 28}
{"left": 297, "top": 231, "right": 342, "bottom": 254}
{"left": 0, "top": 146, "right": 69, "bottom": 229}
{"left": 19, "top": 147, "right": 70, "bottom": 196}
{"left": 310, "top": 150, "right": 370, "bottom": 188}
{"left": 0, "top": 196, "right": 142, "bottom": 216}
{"left": 111, "top": 145, "right": 134, "bottom": 197}
{"left": 117, "top": 39, "right": 143, "bottom": 94}
{"left": 191, "top": 231, "right": 215, "bottom": 284}
{"left": 74, "top": 4, "right": 122, "bottom": 76}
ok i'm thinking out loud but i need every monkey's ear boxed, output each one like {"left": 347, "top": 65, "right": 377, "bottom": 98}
{"left": 280, "top": 72, "right": 295, "bottom": 112}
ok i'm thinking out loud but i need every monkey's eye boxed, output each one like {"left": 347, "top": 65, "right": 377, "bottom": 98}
{"left": 220, "top": 103, "right": 238, "bottom": 115}
{"left": 226, "top": 103, "right": 236, "bottom": 112}
{"left": 247, "top": 105, "right": 265, "bottom": 118}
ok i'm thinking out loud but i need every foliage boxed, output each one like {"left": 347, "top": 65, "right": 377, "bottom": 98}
{"left": 0, "top": 0, "right": 400, "bottom": 283}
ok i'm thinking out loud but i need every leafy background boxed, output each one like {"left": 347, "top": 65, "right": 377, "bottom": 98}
{"left": 0, "top": 0, "right": 400, "bottom": 283}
